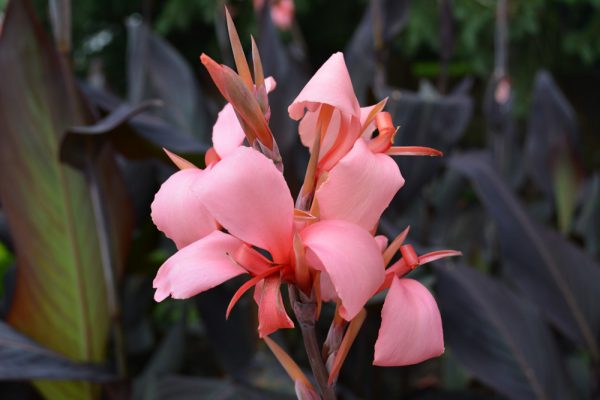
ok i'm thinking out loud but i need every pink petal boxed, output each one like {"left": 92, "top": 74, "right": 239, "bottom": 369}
{"left": 265, "top": 76, "right": 277, "bottom": 93}
{"left": 256, "top": 275, "right": 294, "bottom": 337}
{"left": 319, "top": 272, "right": 337, "bottom": 302}
{"left": 212, "top": 103, "right": 246, "bottom": 158}
{"left": 317, "top": 115, "right": 363, "bottom": 172}
{"left": 153, "top": 231, "right": 246, "bottom": 302}
{"left": 288, "top": 52, "right": 360, "bottom": 121}
{"left": 151, "top": 168, "right": 218, "bottom": 249}
{"left": 298, "top": 106, "right": 344, "bottom": 156}
{"left": 374, "top": 235, "right": 389, "bottom": 252}
{"left": 316, "top": 139, "right": 404, "bottom": 230}
{"left": 301, "top": 220, "right": 385, "bottom": 320}
{"left": 197, "top": 147, "right": 294, "bottom": 263}
{"left": 212, "top": 77, "right": 277, "bottom": 158}
{"left": 373, "top": 277, "right": 444, "bottom": 366}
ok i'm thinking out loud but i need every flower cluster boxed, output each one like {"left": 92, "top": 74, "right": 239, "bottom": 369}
{"left": 151, "top": 12, "right": 459, "bottom": 389}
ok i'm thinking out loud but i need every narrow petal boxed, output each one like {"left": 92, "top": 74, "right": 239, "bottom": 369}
{"left": 263, "top": 336, "right": 314, "bottom": 392}
{"left": 153, "top": 231, "right": 246, "bottom": 302}
{"left": 201, "top": 54, "right": 274, "bottom": 149}
{"left": 328, "top": 308, "right": 367, "bottom": 384}
{"left": 386, "top": 146, "right": 443, "bottom": 157}
{"left": 257, "top": 275, "right": 294, "bottom": 337}
{"left": 212, "top": 76, "right": 277, "bottom": 159}
{"left": 316, "top": 139, "right": 404, "bottom": 230}
{"left": 151, "top": 168, "right": 218, "bottom": 249}
{"left": 418, "top": 250, "right": 462, "bottom": 265}
{"left": 288, "top": 52, "right": 360, "bottom": 120}
{"left": 373, "top": 277, "right": 444, "bottom": 366}
{"left": 163, "top": 148, "right": 196, "bottom": 170}
{"left": 197, "top": 147, "right": 294, "bottom": 263}
{"left": 359, "top": 99, "right": 387, "bottom": 140}
{"left": 301, "top": 220, "right": 385, "bottom": 320}
{"left": 318, "top": 115, "right": 363, "bottom": 171}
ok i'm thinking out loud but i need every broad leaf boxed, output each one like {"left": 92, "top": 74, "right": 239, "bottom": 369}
{"left": 450, "top": 152, "right": 600, "bottom": 360}
{"left": 133, "top": 315, "right": 186, "bottom": 400}
{"left": 525, "top": 71, "right": 580, "bottom": 196}
{"left": 195, "top": 283, "right": 257, "bottom": 378}
{"left": 574, "top": 175, "right": 600, "bottom": 257}
{"left": 78, "top": 83, "right": 207, "bottom": 165}
{"left": 525, "top": 71, "right": 583, "bottom": 232}
{"left": 126, "top": 16, "right": 211, "bottom": 141}
{"left": 437, "top": 264, "right": 572, "bottom": 400}
{"left": 384, "top": 81, "right": 472, "bottom": 211}
{"left": 0, "top": 321, "right": 113, "bottom": 382}
{"left": 0, "top": 1, "right": 110, "bottom": 397}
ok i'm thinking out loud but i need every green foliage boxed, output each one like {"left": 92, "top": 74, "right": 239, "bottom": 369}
{"left": 399, "top": 0, "right": 600, "bottom": 77}
{"left": 0, "top": 243, "right": 12, "bottom": 298}
{"left": 155, "top": 0, "right": 220, "bottom": 33}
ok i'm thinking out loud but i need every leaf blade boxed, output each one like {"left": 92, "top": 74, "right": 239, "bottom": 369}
{"left": 0, "top": 1, "right": 111, "bottom": 397}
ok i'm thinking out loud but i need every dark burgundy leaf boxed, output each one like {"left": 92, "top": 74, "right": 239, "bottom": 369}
{"left": 449, "top": 152, "right": 600, "bottom": 360}
{"left": 78, "top": 83, "right": 207, "bottom": 165}
{"left": 126, "top": 16, "right": 212, "bottom": 142}
{"left": 525, "top": 70, "right": 581, "bottom": 197}
{"left": 194, "top": 282, "right": 257, "bottom": 378}
{"left": 384, "top": 82, "right": 472, "bottom": 211}
{"left": 0, "top": 321, "right": 114, "bottom": 382}
{"left": 437, "top": 264, "right": 572, "bottom": 400}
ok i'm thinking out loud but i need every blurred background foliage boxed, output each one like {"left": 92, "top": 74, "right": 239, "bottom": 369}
{"left": 0, "top": 0, "right": 599, "bottom": 399}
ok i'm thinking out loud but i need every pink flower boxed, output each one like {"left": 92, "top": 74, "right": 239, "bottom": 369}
{"left": 152, "top": 147, "right": 385, "bottom": 337}
{"left": 151, "top": 76, "right": 277, "bottom": 249}
{"left": 254, "top": 0, "right": 296, "bottom": 31}
{"left": 288, "top": 53, "right": 383, "bottom": 172}
{"left": 373, "top": 235, "right": 461, "bottom": 366}
{"left": 290, "top": 57, "right": 442, "bottom": 231}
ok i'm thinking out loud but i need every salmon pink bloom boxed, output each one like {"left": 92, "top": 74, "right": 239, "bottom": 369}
{"left": 152, "top": 147, "right": 385, "bottom": 337}
{"left": 373, "top": 234, "right": 461, "bottom": 366}
{"left": 151, "top": 75, "right": 278, "bottom": 248}
{"left": 288, "top": 52, "right": 384, "bottom": 172}
{"left": 291, "top": 55, "right": 442, "bottom": 231}
{"left": 152, "top": 11, "right": 459, "bottom": 391}
{"left": 312, "top": 113, "right": 441, "bottom": 232}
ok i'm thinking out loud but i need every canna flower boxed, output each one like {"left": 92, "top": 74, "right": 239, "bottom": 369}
{"left": 150, "top": 11, "right": 462, "bottom": 396}
{"left": 151, "top": 74, "right": 277, "bottom": 249}
{"left": 291, "top": 54, "right": 442, "bottom": 231}
{"left": 152, "top": 146, "right": 385, "bottom": 337}
{"left": 288, "top": 52, "right": 384, "bottom": 172}
{"left": 373, "top": 229, "right": 461, "bottom": 366}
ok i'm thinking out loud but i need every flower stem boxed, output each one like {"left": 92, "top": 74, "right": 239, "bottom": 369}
{"left": 288, "top": 285, "right": 336, "bottom": 400}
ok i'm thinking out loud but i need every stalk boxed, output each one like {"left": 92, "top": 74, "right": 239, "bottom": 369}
{"left": 288, "top": 286, "right": 337, "bottom": 400}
